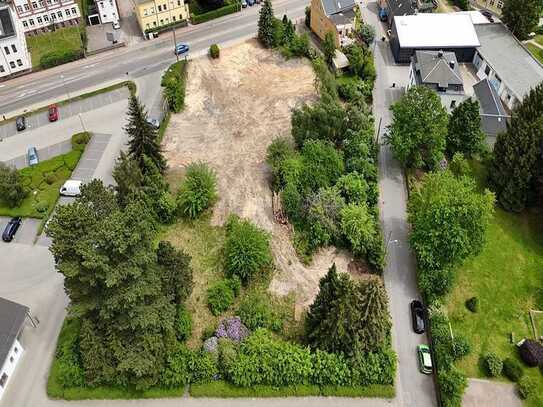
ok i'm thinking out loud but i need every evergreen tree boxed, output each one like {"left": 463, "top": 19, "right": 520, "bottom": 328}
{"left": 112, "top": 151, "right": 144, "bottom": 207}
{"left": 489, "top": 83, "right": 543, "bottom": 212}
{"left": 125, "top": 95, "right": 167, "bottom": 174}
{"left": 358, "top": 278, "right": 391, "bottom": 351}
{"left": 446, "top": 97, "right": 485, "bottom": 158}
{"left": 157, "top": 241, "right": 193, "bottom": 305}
{"left": 258, "top": 0, "right": 275, "bottom": 48}
{"left": 282, "top": 15, "right": 295, "bottom": 45}
{"left": 501, "top": 0, "right": 543, "bottom": 41}
{"left": 322, "top": 31, "right": 336, "bottom": 66}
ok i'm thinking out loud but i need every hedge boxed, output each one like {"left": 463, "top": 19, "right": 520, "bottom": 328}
{"left": 144, "top": 19, "right": 188, "bottom": 34}
{"left": 161, "top": 60, "right": 187, "bottom": 113}
{"left": 191, "top": 3, "right": 241, "bottom": 25}
{"left": 40, "top": 49, "right": 83, "bottom": 69}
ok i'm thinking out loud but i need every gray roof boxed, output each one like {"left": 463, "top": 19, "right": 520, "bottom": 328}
{"left": 0, "top": 7, "right": 15, "bottom": 40}
{"left": 475, "top": 23, "right": 543, "bottom": 101}
{"left": 321, "top": 0, "right": 356, "bottom": 16}
{"left": 473, "top": 78, "right": 509, "bottom": 136}
{"left": 329, "top": 8, "right": 356, "bottom": 25}
{"left": 414, "top": 50, "right": 463, "bottom": 88}
{"left": 0, "top": 297, "right": 28, "bottom": 365}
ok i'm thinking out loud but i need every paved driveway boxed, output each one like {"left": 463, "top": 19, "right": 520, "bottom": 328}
{"left": 463, "top": 379, "right": 521, "bottom": 407}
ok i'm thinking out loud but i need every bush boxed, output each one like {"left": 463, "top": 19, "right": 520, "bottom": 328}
{"left": 483, "top": 352, "right": 503, "bottom": 377}
{"left": 35, "top": 200, "right": 49, "bottom": 213}
{"left": 517, "top": 376, "right": 536, "bottom": 399}
{"left": 340, "top": 203, "right": 377, "bottom": 258}
{"left": 438, "top": 366, "right": 468, "bottom": 407}
{"left": 448, "top": 152, "right": 471, "bottom": 177}
{"left": 191, "top": 3, "right": 240, "bottom": 24}
{"left": 452, "top": 335, "right": 471, "bottom": 361}
{"left": 176, "top": 305, "right": 192, "bottom": 341}
{"left": 238, "top": 291, "right": 283, "bottom": 332}
{"left": 54, "top": 319, "right": 85, "bottom": 388}
{"left": 335, "top": 172, "right": 369, "bottom": 204}
{"left": 40, "top": 49, "right": 82, "bottom": 69}
{"left": 163, "top": 344, "right": 218, "bottom": 386}
{"left": 207, "top": 278, "right": 240, "bottom": 316}
{"left": 311, "top": 350, "right": 351, "bottom": 386}
{"left": 71, "top": 132, "right": 91, "bottom": 151}
{"left": 300, "top": 140, "right": 344, "bottom": 193}
{"left": 266, "top": 138, "right": 296, "bottom": 190}
{"left": 0, "top": 163, "right": 27, "bottom": 208}
{"left": 45, "top": 173, "right": 56, "bottom": 185}
{"left": 306, "top": 187, "right": 345, "bottom": 248}
{"left": 218, "top": 338, "right": 238, "bottom": 373}
{"left": 503, "top": 358, "right": 524, "bottom": 382}
{"left": 177, "top": 162, "right": 217, "bottom": 219}
{"left": 225, "top": 215, "right": 272, "bottom": 284}
{"left": 161, "top": 61, "right": 187, "bottom": 112}
{"left": 465, "top": 296, "right": 478, "bottom": 313}
{"left": 349, "top": 349, "right": 397, "bottom": 386}
{"left": 359, "top": 24, "right": 375, "bottom": 45}
{"left": 210, "top": 44, "right": 220, "bottom": 59}
{"left": 281, "top": 182, "right": 302, "bottom": 222}
{"left": 156, "top": 191, "right": 177, "bottom": 224}
{"left": 215, "top": 316, "right": 250, "bottom": 342}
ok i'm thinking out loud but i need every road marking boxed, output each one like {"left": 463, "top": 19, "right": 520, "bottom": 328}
{"left": 83, "top": 63, "right": 98, "bottom": 69}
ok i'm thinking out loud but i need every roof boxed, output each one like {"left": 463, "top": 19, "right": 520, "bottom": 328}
{"left": 453, "top": 10, "right": 492, "bottom": 25}
{"left": 321, "top": 0, "right": 356, "bottom": 17}
{"left": 329, "top": 8, "right": 356, "bottom": 25}
{"left": 473, "top": 79, "right": 508, "bottom": 136}
{"left": 395, "top": 14, "right": 480, "bottom": 49}
{"left": 385, "top": 0, "right": 416, "bottom": 17}
{"left": 422, "top": 352, "right": 432, "bottom": 367}
{"left": 414, "top": 50, "right": 463, "bottom": 88}
{"left": 333, "top": 49, "right": 350, "bottom": 70}
{"left": 0, "top": 7, "right": 15, "bottom": 40}
{"left": 0, "top": 297, "right": 28, "bottom": 366}
{"left": 475, "top": 23, "right": 543, "bottom": 101}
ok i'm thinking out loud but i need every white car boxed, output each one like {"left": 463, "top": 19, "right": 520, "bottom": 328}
{"left": 112, "top": 21, "right": 121, "bottom": 30}
{"left": 60, "top": 180, "right": 82, "bottom": 197}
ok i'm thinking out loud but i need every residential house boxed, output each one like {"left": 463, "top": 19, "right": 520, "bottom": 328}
{"left": 473, "top": 78, "right": 509, "bottom": 136}
{"left": 473, "top": 23, "right": 543, "bottom": 110}
{"left": 408, "top": 50, "right": 466, "bottom": 111}
{"left": 88, "top": 0, "right": 119, "bottom": 25}
{"left": 0, "top": 297, "right": 29, "bottom": 400}
{"left": 310, "top": 0, "right": 357, "bottom": 47}
{"left": 0, "top": 1, "right": 31, "bottom": 78}
{"left": 472, "top": 0, "right": 504, "bottom": 16}
{"left": 12, "top": 0, "right": 80, "bottom": 35}
{"left": 135, "top": 0, "right": 189, "bottom": 37}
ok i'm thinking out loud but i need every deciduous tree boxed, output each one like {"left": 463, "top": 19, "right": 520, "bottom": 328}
{"left": 446, "top": 97, "right": 485, "bottom": 158}
{"left": 502, "top": 0, "right": 543, "bottom": 40}
{"left": 0, "top": 163, "right": 26, "bottom": 208}
{"left": 322, "top": 31, "right": 336, "bottom": 66}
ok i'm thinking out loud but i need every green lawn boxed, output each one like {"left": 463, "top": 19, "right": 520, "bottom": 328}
{"left": 26, "top": 26, "right": 83, "bottom": 68}
{"left": 446, "top": 164, "right": 543, "bottom": 406}
{"left": 526, "top": 43, "right": 543, "bottom": 65}
{"left": 533, "top": 35, "right": 543, "bottom": 47}
{"left": 0, "top": 150, "right": 83, "bottom": 219}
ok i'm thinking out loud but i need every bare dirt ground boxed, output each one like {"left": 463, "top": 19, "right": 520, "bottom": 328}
{"left": 163, "top": 40, "right": 353, "bottom": 307}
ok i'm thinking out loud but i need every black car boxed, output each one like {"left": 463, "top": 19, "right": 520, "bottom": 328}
{"left": 480, "top": 10, "right": 494, "bottom": 22}
{"left": 16, "top": 116, "right": 26, "bottom": 131}
{"left": 2, "top": 217, "right": 22, "bottom": 242}
{"left": 410, "top": 300, "right": 426, "bottom": 334}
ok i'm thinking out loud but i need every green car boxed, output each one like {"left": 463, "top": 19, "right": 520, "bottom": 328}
{"left": 417, "top": 344, "right": 433, "bottom": 374}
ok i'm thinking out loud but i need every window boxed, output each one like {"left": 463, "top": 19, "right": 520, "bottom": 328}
{"left": 47, "top": 0, "right": 52, "bottom": 4}
{"left": 163, "top": 3, "right": 167, "bottom": 9}
{"left": 506, "top": 94, "right": 511, "bottom": 101}
{"left": 494, "top": 74, "right": 501, "bottom": 83}
{"left": 10, "top": 61, "right": 16, "bottom": 68}
{"left": 153, "top": 21, "right": 156, "bottom": 26}
{"left": 29, "top": 18, "right": 35, "bottom": 25}
{"left": 11, "top": 44, "right": 17, "bottom": 53}
{"left": 160, "top": 18, "right": 164, "bottom": 24}
{"left": 71, "top": 7, "right": 77, "bottom": 14}
{"left": 450, "top": 100, "right": 456, "bottom": 109}
{"left": 0, "top": 373, "right": 8, "bottom": 388}
{"left": 177, "top": 0, "right": 181, "bottom": 5}
{"left": 24, "top": 4, "right": 30, "bottom": 11}
{"left": 51, "top": 13, "right": 56, "bottom": 20}
{"left": 484, "top": 65, "right": 491, "bottom": 76}
{"left": 173, "top": 15, "right": 176, "bottom": 21}
{"left": 144, "top": 8, "right": 148, "bottom": 15}
{"left": 66, "top": 9, "right": 70, "bottom": 15}
{"left": 57, "top": 11, "right": 62, "bottom": 18}
{"left": 497, "top": 1, "right": 504, "bottom": 8}
{"left": 37, "top": 16, "right": 43, "bottom": 23}
{"left": 16, "top": 59, "right": 22, "bottom": 66}
{"left": 32, "top": 2, "right": 38, "bottom": 8}
{"left": 14, "top": 347, "right": 18, "bottom": 353}
{"left": 9, "top": 357, "right": 14, "bottom": 363}
{"left": 0, "top": 65, "right": 4, "bottom": 73}
{"left": 39, "top": 0, "right": 44, "bottom": 7}
{"left": 44, "top": 15, "right": 49, "bottom": 22}
{"left": 158, "top": 4, "right": 162, "bottom": 11}
{"left": 4, "top": 46, "right": 10, "bottom": 55}
{"left": 146, "top": 23, "right": 149, "bottom": 28}
{"left": 179, "top": 13, "right": 182, "bottom": 20}
{"left": 23, "top": 20, "right": 28, "bottom": 27}
{"left": 16, "top": 5, "right": 23, "bottom": 13}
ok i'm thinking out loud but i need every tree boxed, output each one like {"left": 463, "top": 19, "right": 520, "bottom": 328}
{"left": 300, "top": 140, "right": 344, "bottom": 193}
{"left": 387, "top": 85, "right": 449, "bottom": 169}
{"left": 501, "top": 0, "right": 543, "bottom": 41}
{"left": 340, "top": 203, "right": 377, "bottom": 257}
{"left": 408, "top": 171, "right": 495, "bottom": 300}
{"left": 343, "top": 44, "right": 376, "bottom": 82}
{"left": 112, "top": 151, "right": 144, "bottom": 207}
{"left": 125, "top": 95, "right": 166, "bottom": 174}
{"left": 258, "top": 0, "right": 275, "bottom": 48}
{"left": 176, "top": 162, "right": 217, "bottom": 219}
{"left": 47, "top": 180, "right": 177, "bottom": 389}
{"left": 359, "top": 23, "right": 375, "bottom": 46}
{"left": 446, "top": 97, "right": 485, "bottom": 158}
{"left": 306, "top": 187, "right": 346, "bottom": 248}
{"left": 282, "top": 15, "right": 295, "bottom": 45}
{"left": 156, "top": 241, "right": 193, "bottom": 305}
{"left": 489, "top": 83, "right": 543, "bottom": 211}
{"left": 0, "top": 163, "right": 26, "bottom": 208}
{"left": 322, "top": 31, "right": 336, "bottom": 66}
{"left": 357, "top": 278, "right": 391, "bottom": 351}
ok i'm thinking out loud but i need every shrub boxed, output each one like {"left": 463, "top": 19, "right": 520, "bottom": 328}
{"left": 340, "top": 203, "right": 377, "bottom": 258}
{"left": 311, "top": 350, "right": 351, "bottom": 386}
{"left": 203, "top": 336, "right": 219, "bottom": 353}
{"left": 163, "top": 344, "right": 218, "bottom": 386}
{"left": 335, "top": 172, "right": 369, "bottom": 204}
{"left": 503, "top": 358, "right": 524, "bottom": 382}
{"left": 176, "top": 305, "right": 192, "bottom": 341}
{"left": 465, "top": 296, "right": 478, "bottom": 313}
{"left": 0, "top": 163, "right": 27, "bottom": 208}
{"left": 191, "top": 2, "right": 240, "bottom": 24}
{"left": 71, "top": 132, "right": 91, "bottom": 151}
{"left": 177, "top": 162, "right": 217, "bottom": 219}
{"left": 299, "top": 140, "right": 344, "bottom": 193}
{"left": 359, "top": 24, "right": 375, "bottom": 45}
{"left": 281, "top": 182, "right": 302, "bottom": 222}
{"left": 238, "top": 291, "right": 283, "bottom": 332}
{"left": 452, "top": 335, "right": 471, "bottom": 361}
{"left": 349, "top": 349, "right": 396, "bottom": 386}
{"left": 218, "top": 338, "right": 238, "bottom": 373}
{"left": 306, "top": 187, "right": 345, "bottom": 248}
{"left": 40, "top": 49, "right": 82, "bottom": 69}
{"left": 210, "top": 44, "right": 220, "bottom": 59}
{"left": 266, "top": 138, "right": 296, "bottom": 190}
{"left": 517, "top": 376, "right": 536, "bottom": 399}
{"left": 161, "top": 61, "right": 187, "bottom": 112}
{"left": 207, "top": 278, "right": 239, "bottom": 316}
{"left": 35, "top": 200, "right": 49, "bottom": 213}
{"left": 156, "top": 191, "right": 177, "bottom": 224}
{"left": 215, "top": 316, "right": 250, "bottom": 342}
{"left": 225, "top": 215, "right": 272, "bottom": 284}
{"left": 54, "top": 319, "right": 85, "bottom": 388}
{"left": 449, "top": 152, "right": 471, "bottom": 177}
{"left": 438, "top": 366, "right": 468, "bottom": 407}
{"left": 45, "top": 173, "right": 56, "bottom": 185}
{"left": 483, "top": 352, "right": 503, "bottom": 377}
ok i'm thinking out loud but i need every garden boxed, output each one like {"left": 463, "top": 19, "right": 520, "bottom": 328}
{"left": 190, "top": 0, "right": 241, "bottom": 24}
{"left": 27, "top": 26, "right": 85, "bottom": 69}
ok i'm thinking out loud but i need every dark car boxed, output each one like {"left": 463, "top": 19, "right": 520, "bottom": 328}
{"left": 16, "top": 116, "right": 26, "bottom": 131}
{"left": 174, "top": 43, "right": 190, "bottom": 56}
{"left": 480, "top": 10, "right": 494, "bottom": 22}
{"left": 410, "top": 300, "right": 426, "bottom": 334}
{"left": 247, "top": 0, "right": 255, "bottom": 5}
{"left": 2, "top": 217, "right": 22, "bottom": 242}
{"left": 48, "top": 104, "right": 59, "bottom": 122}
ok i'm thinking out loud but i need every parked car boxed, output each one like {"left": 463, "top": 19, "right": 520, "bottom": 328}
{"left": 59, "top": 180, "right": 82, "bottom": 197}
{"left": 247, "top": 0, "right": 255, "bottom": 5}
{"left": 241, "top": 0, "right": 247, "bottom": 7}
{"left": 2, "top": 217, "right": 22, "bottom": 242}
{"left": 27, "top": 146, "right": 39, "bottom": 166}
{"left": 48, "top": 104, "right": 59, "bottom": 122}
{"left": 174, "top": 43, "right": 190, "bottom": 56}
{"left": 112, "top": 20, "right": 121, "bottom": 29}
{"left": 16, "top": 116, "right": 26, "bottom": 131}
{"left": 417, "top": 344, "right": 433, "bottom": 375}
{"left": 480, "top": 10, "right": 494, "bottom": 22}
{"left": 410, "top": 300, "right": 426, "bottom": 334}
{"left": 146, "top": 118, "right": 160, "bottom": 129}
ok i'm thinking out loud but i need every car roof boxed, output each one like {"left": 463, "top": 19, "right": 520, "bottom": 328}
{"left": 63, "top": 180, "right": 82, "bottom": 188}
{"left": 422, "top": 352, "right": 432, "bottom": 367}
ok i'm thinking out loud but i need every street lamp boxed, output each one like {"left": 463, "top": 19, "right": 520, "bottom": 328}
{"left": 60, "top": 74, "right": 86, "bottom": 133}
{"left": 383, "top": 231, "right": 398, "bottom": 259}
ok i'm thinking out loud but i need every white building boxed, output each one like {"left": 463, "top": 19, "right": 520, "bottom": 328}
{"left": 88, "top": 0, "right": 119, "bottom": 25}
{"left": 12, "top": 0, "right": 80, "bottom": 35}
{"left": 0, "top": 297, "right": 29, "bottom": 401}
{"left": 0, "top": 2, "right": 31, "bottom": 78}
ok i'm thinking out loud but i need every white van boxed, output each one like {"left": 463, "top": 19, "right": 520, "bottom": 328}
{"left": 59, "top": 180, "right": 82, "bottom": 197}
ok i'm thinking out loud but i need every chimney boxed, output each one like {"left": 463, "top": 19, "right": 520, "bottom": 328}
{"left": 449, "top": 60, "right": 455, "bottom": 69}
{"left": 437, "top": 50, "right": 444, "bottom": 58}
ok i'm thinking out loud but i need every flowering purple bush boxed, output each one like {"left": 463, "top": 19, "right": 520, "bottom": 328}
{"left": 215, "top": 316, "right": 250, "bottom": 342}
{"left": 203, "top": 336, "right": 219, "bottom": 353}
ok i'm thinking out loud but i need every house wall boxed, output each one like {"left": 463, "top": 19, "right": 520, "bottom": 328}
{"left": 95, "top": 0, "right": 118, "bottom": 24}
{"left": 0, "top": 5, "right": 31, "bottom": 78}
{"left": 136, "top": 0, "right": 188, "bottom": 34}
{"left": 310, "top": 0, "right": 339, "bottom": 46}
{"left": 473, "top": 0, "right": 504, "bottom": 16}
{"left": 472, "top": 50, "right": 517, "bottom": 110}
{"left": 13, "top": 0, "right": 80, "bottom": 35}
{"left": 0, "top": 338, "right": 24, "bottom": 400}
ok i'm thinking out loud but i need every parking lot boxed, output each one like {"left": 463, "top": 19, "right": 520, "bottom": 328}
{"left": 0, "top": 217, "right": 41, "bottom": 246}
{"left": 3, "top": 139, "right": 72, "bottom": 170}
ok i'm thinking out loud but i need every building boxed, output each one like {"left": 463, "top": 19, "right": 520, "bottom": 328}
{"left": 310, "top": 0, "right": 357, "bottom": 47}
{"left": 88, "top": 0, "right": 119, "bottom": 25}
{"left": 390, "top": 13, "right": 480, "bottom": 63}
{"left": 473, "top": 23, "right": 543, "bottom": 110}
{"left": 472, "top": 0, "right": 504, "bottom": 16}
{"left": 408, "top": 50, "right": 466, "bottom": 111}
{"left": 378, "top": 0, "right": 415, "bottom": 25}
{"left": 0, "top": 297, "right": 29, "bottom": 401}
{"left": 473, "top": 78, "right": 509, "bottom": 136}
{"left": 135, "top": 0, "right": 189, "bottom": 37}
{"left": 0, "top": 1, "right": 31, "bottom": 78}
{"left": 12, "top": 0, "right": 80, "bottom": 35}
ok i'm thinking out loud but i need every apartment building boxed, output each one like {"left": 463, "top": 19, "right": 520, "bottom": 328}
{"left": 135, "top": 0, "right": 189, "bottom": 36}
{"left": 12, "top": 0, "right": 80, "bottom": 35}
{"left": 88, "top": 0, "right": 119, "bottom": 25}
{"left": 473, "top": 0, "right": 504, "bottom": 16}
{"left": 0, "top": 1, "right": 31, "bottom": 78}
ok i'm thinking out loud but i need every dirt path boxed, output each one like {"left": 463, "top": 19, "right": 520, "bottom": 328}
{"left": 163, "top": 40, "right": 353, "bottom": 307}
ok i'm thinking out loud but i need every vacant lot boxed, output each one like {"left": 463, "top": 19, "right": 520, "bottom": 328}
{"left": 27, "top": 26, "right": 83, "bottom": 68}
{"left": 163, "top": 40, "right": 353, "bottom": 307}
